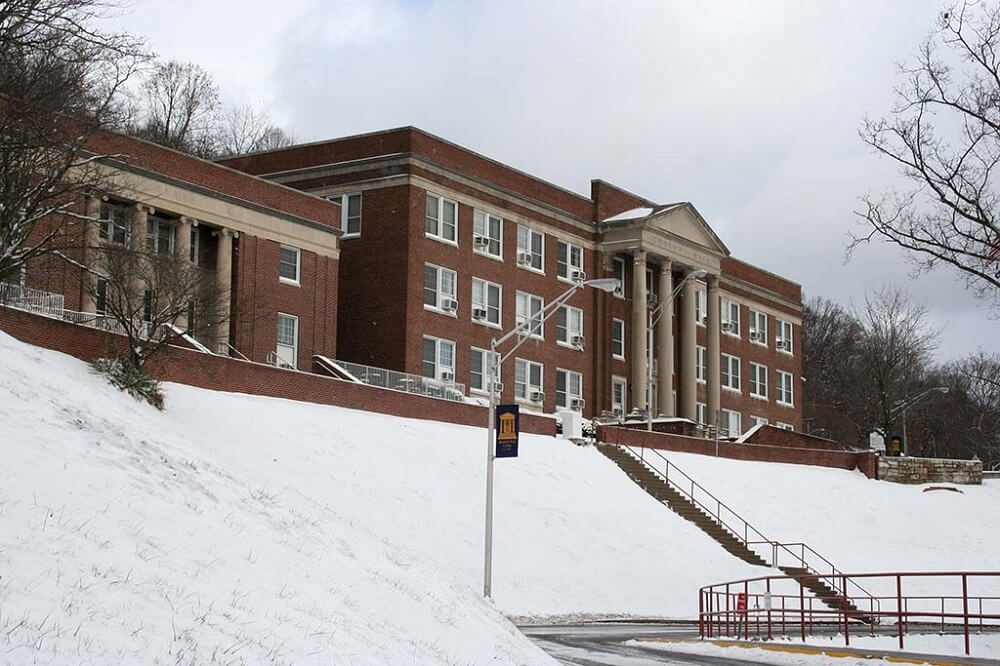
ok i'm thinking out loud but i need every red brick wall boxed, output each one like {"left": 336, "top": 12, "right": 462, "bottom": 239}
{"left": 598, "top": 425, "right": 875, "bottom": 477}
{"left": 743, "top": 424, "right": 844, "bottom": 451}
{"left": 0, "top": 306, "right": 555, "bottom": 436}
{"left": 590, "top": 179, "right": 657, "bottom": 222}
{"left": 721, "top": 257, "right": 802, "bottom": 305}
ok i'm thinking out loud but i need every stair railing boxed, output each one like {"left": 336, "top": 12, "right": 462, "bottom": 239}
{"left": 770, "top": 541, "right": 880, "bottom": 617}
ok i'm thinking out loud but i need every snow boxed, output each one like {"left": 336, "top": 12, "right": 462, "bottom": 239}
{"left": 765, "top": 632, "right": 1000, "bottom": 661}
{"left": 634, "top": 640, "right": 898, "bottom": 665}
{"left": 602, "top": 207, "right": 654, "bottom": 223}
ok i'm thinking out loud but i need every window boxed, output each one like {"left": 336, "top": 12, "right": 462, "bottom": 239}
{"left": 470, "top": 347, "right": 499, "bottom": 393}
{"left": 612, "top": 376, "right": 627, "bottom": 415}
{"left": 142, "top": 289, "right": 154, "bottom": 324}
{"left": 99, "top": 201, "right": 130, "bottom": 246}
{"left": 721, "top": 298, "right": 740, "bottom": 336}
{"left": 777, "top": 319, "right": 794, "bottom": 354}
{"left": 516, "top": 291, "right": 544, "bottom": 339}
{"left": 556, "top": 240, "right": 584, "bottom": 281}
{"left": 750, "top": 309, "right": 768, "bottom": 346}
{"left": 556, "top": 369, "right": 583, "bottom": 409}
{"left": 425, "top": 192, "right": 457, "bottom": 243}
{"left": 611, "top": 319, "right": 625, "bottom": 359}
{"left": 695, "top": 289, "right": 707, "bottom": 326}
{"left": 516, "top": 225, "right": 544, "bottom": 272}
{"left": 276, "top": 313, "right": 298, "bottom": 369}
{"left": 95, "top": 278, "right": 108, "bottom": 316}
{"left": 279, "top": 245, "right": 301, "bottom": 284}
{"left": 473, "top": 210, "right": 502, "bottom": 258}
{"left": 612, "top": 257, "right": 626, "bottom": 297}
{"left": 424, "top": 263, "right": 457, "bottom": 312}
{"left": 515, "top": 358, "right": 543, "bottom": 401}
{"left": 750, "top": 362, "right": 768, "bottom": 399}
{"left": 777, "top": 370, "right": 794, "bottom": 406}
{"left": 696, "top": 402, "right": 707, "bottom": 426}
{"left": 422, "top": 336, "right": 455, "bottom": 381}
{"left": 721, "top": 409, "right": 742, "bottom": 437}
{"left": 751, "top": 415, "right": 768, "bottom": 427}
{"left": 471, "top": 278, "right": 501, "bottom": 326}
{"left": 777, "top": 422, "right": 795, "bottom": 431}
{"left": 190, "top": 227, "right": 200, "bottom": 265}
{"left": 722, "top": 354, "right": 741, "bottom": 392}
{"left": 146, "top": 216, "right": 173, "bottom": 255}
{"left": 335, "top": 193, "right": 363, "bottom": 236}
{"left": 696, "top": 346, "right": 707, "bottom": 383}
{"left": 556, "top": 305, "right": 584, "bottom": 348}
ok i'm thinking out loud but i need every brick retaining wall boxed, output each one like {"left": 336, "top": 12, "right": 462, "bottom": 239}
{"left": 0, "top": 306, "right": 555, "bottom": 436}
{"left": 878, "top": 456, "right": 982, "bottom": 485}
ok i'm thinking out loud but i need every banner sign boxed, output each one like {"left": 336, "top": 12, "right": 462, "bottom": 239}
{"left": 495, "top": 404, "right": 519, "bottom": 458}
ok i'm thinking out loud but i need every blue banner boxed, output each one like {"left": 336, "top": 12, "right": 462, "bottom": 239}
{"left": 495, "top": 404, "right": 519, "bottom": 458}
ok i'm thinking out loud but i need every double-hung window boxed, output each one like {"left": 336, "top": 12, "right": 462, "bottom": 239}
{"left": 556, "top": 305, "right": 584, "bottom": 348}
{"left": 751, "top": 415, "right": 768, "bottom": 427}
{"left": 777, "top": 370, "right": 794, "bottom": 406}
{"left": 516, "top": 225, "right": 544, "bottom": 272}
{"left": 721, "top": 409, "right": 742, "bottom": 437}
{"left": 95, "top": 279, "right": 108, "bottom": 316}
{"left": 696, "top": 402, "right": 707, "bottom": 426}
{"left": 276, "top": 313, "right": 299, "bottom": 369}
{"left": 611, "top": 319, "right": 625, "bottom": 359}
{"left": 696, "top": 346, "right": 707, "bottom": 383}
{"left": 190, "top": 227, "right": 200, "bottom": 265}
{"left": 695, "top": 289, "right": 707, "bottom": 326}
{"left": 146, "top": 215, "right": 173, "bottom": 255}
{"left": 722, "top": 353, "right": 741, "bottom": 392}
{"left": 777, "top": 319, "right": 794, "bottom": 354}
{"left": 515, "top": 291, "right": 544, "bottom": 339}
{"left": 612, "top": 257, "right": 626, "bottom": 297}
{"left": 556, "top": 369, "right": 583, "bottom": 410}
{"left": 750, "top": 362, "right": 768, "bottom": 399}
{"left": 425, "top": 192, "right": 457, "bottom": 243}
{"left": 328, "top": 192, "right": 362, "bottom": 236}
{"left": 612, "top": 376, "right": 627, "bottom": 415}
{"left": 471, "top": 278, "right": 501, "bottom": 326}
{"left": 556, "top": 240, "right": 584, "bottom": 282}
{"left": 279, "top": 245, "right": 301, "bottom": 284}
{"left": 424, "top": 263, "right": 457, "bottom": 313}
{"left": 422, "top": 336, "right": 455, "bottom": 381}
{"left": 470, "top": 347, "right": 500, "bottom": 393}
{"left": 750, "top": 309, "right": 768, "bottom": 346}
{"left": 99, "top": 201, "right": 130, "bottom": 246}
{"left": 515, "top": 358, "right": 544, "bottom": 402}
{"left": 473, "top": 210, "right": 502, "bottom": 258}
{"left": 721, "top": 298, "right": 740, "bottom": 336}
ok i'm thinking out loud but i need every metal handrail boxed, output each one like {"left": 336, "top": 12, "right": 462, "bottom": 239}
{"left": 769, "top": 541, "right": 881, "bottom": 609}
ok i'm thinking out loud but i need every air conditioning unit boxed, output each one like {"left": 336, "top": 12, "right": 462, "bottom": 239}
{"left": 570, "top": 269, "right": 586, "bottom": 282}
{"left": 721, "top": 321, "right": 736, "bottom": 333}
{"left": 776, "top": 337, "right": 790, "bottom": 350}
{"left": 570, "top": 335, "right": 585, "bottom": 349}
{"left": 570, "top": 398, "right": 585, "bottom": 411}
{"left": 647, "top": 292, "right": 658, "bottom": 306}
{"left": 529, "top": 390, "right": 545, "bottom": 404}
{"left": 440, "top": 371, "right": 454, "bottom": 382}
{"left": 488, "top": 381, "right": 503, "bottom": 395}
{"left": 612, "top": 406, "right": 624, "bottom": 418}
{"left": 516, "top": 251, "right": 534, "bottom": 266}
{"left": 441, "top": 298, "right": 458, "bottom": 313}
{"left": 473, "top": 236, "right": 491, "bottom": 250}
{"left": 472, "top": 307, "right": 488, "bottom": 321}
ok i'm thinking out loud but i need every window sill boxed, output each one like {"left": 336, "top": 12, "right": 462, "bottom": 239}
{"left": 696, "top": 378, "right": 706, "bottom": 385}
{"left": 342, "top": 232, "right": 361, "bottom": 240}
{"left": 516, "top": 263, "right": 545, "bottom": 276}
{"left": 750, "top": 393, "right": 768, "bottom": 401}
{"left": 723, "top": 330, "right": 741, "bottom": 339}
{"left": 777, "top": 400, "right": 795, "bottom": 408}
{"left": 556, "top": 275, "right": 584, "bottom": 286}
{"left": 612, "top": 354, "right": 626, "bottom": 362}
{"left": 557, "top": 340, "right": 585, "bottom": 351}
{"left": 279, "top": 277, "right": 301, "bottom": 287}
{"left": 426, "top": 233, "right": 458, "bottom": 247}
{"left": 473, "top": 318, "right": 502, "bottom": 330}
{"left": 473, "top": 248, "right": 504, "bottom": 262}
{"left": 424, "top": 304, "right": 458, "bottom": 318}
{"left": 751, "top": 341, "right": 769, "bottom": 349}
{"left": 722, "top": 386, "right": 742, "bottom": 395}
{"left": 777, "top": 349, "right": 794, "bottom": 356}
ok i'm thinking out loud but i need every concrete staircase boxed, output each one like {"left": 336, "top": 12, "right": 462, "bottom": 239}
{"left": 777, "top": 566, "right": 876, "bottom": 623}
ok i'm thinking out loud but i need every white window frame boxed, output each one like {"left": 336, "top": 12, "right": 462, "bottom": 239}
{"left": 279, "top": 245, "right": 301, "bottom": 285}
{"left": 470, "top": 347, "right": 500, "bottom": 394}
{"left": 721, "top": 353, "right": 741, "bottom": 392}
{"left": 777, "top": 370, "right": 794, "bottom": 406}
{"left": 721, "top": 409, "right": 742, "bottom": 437}
{"left": 99, "top": 201, "right": 130, "bottom": 246}
{"left": 721, "top": 298, "right": 741, "bottom": 337}
{"left": 750, "top": 309, "right": 768, "bottom": 347}
{"left": 556, "top": 305, "right": 584, "bottom": 348}
{"left": 146, "top": 215, "right": 174, "bottom": 256}
{"left": 190, "top": 227, "right": 200, "bottom": 266}
{"left": 556, "top": 240, "right": 584, "bottom": 282}
{"left": 516, "top": 225, "right": 544, "bottom": 273}
{"left": 696, "top": 402, "right": 707, "bottom": 426}
{"left": 424, "top": 263, "right": 458, "bottom": 314}
{"left": 695, "top": 289, "right": 707, "bottom": 327}
{"left": 425, "top": 192, "right": 458, "bottom": 244}
{"left": 777, "top": 422, "right": 795, "bottom": 431}
{"left": 611, "top": 318, "right": 625, "bottom": 359}
{"left": 473, "top": 209, "right": 503, "bottom": 259}
{"left": 330, "top": 192, "right": 362, "bottom": 237}
{"left": 777, "top": 319, "right": 794, "bottom": 355}
{"left": 422, "top": 335, "right": 455, "bottom": 381}
{"left": 696, "top": 345, "right": 707, "bottom": 384}
{"left": 751, "top": 415, "right": 768, "bottom": 427}
{"left": 516, "top": 291, "right": 544, "bottom": 339}
{"left": 515, "top": 358, "right": 544, "bottom": 402}
{"left": 471, "top": 277, "right": 501, "bottom": 328}
{"left": 612, "top": 257, "right": 626, "bottom": 298}
{"left": 556, "top": 368, "right": 583, "bottom": 409}
{"left": 276, "top": 313, "right": 299, "bottom": 369}
{"left": 612, "top": 375, "right": 627, "bottom": 415}
{"left": 749, "top": 362, "right": 768, "bottom": 399}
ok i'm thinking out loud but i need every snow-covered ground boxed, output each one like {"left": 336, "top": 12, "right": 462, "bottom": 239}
{"left": 2, "top": 330, "right": 998, "bottom": 663}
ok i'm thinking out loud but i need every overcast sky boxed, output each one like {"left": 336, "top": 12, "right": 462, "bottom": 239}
{"left": 111, "top": 0, "right": 996, "bottom": 361}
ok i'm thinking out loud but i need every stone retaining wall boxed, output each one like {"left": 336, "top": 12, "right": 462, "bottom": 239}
{"left": 878, "top": 456, "right": 983, "bottom": 485}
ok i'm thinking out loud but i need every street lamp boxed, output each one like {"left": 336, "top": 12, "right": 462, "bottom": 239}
{"left": 647, "top": 269, "right": 707, "bottom": 431}
{"left": 483, "top": 276, "right": 620, "bottom": 598}
{"left": 890, "top": 386, "right": 949, "bottom": 456}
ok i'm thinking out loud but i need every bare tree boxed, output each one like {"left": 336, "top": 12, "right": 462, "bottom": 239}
{"left": 216, "top": 103, "right": 294, "bottom": 157}
{"left": 854, "top": 1, "right": 1000, "bottom": 309}
{"left": 132, "top": 60, "right": 220, "bottom": 157}
{"left": 0, "top": 0, "right": 145, "bottom": 282}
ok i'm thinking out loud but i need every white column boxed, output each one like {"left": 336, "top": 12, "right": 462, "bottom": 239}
{"left": 174, "top": 217, "right": 193, "bottom": 331}
{"left": 631, "top": 250, "right": 648, "bottom": 413}
{"left": 657, "top": 260, "right": 674, "bottom": 417}
{"left": 215, "top": 228, "right": 234, "bottom": 352}
{"left": 81, "top": 195, "right": 101, "bottom": 314}
{"left": 679, "top": 269, "right": 698, "bottom": 421}
{"left": 706, "top": 274, "right": 721, "bottom": 429}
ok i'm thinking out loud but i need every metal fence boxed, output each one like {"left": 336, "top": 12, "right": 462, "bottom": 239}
{"left": 333, "top": 359, "right": 466, "bottom": 402}
{"left": 0, "top": 281, "right": 65, "bottom": 316}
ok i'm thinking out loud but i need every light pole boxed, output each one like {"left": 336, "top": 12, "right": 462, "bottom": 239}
{"left": 483, "top": 276, "right": 620, "bottom": 599}
{"left": 891, "top": 386, "right": 949, "bottom": 456}
{"left": 646, "top": 269, "right": 707, "bottom": 431}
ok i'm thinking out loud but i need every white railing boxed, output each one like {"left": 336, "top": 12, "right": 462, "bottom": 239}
{"left": 333, "top": 359, "right": 466, "bottom": 402}
{"left": 0, "top": 281, "right": 65, "bottom": 315}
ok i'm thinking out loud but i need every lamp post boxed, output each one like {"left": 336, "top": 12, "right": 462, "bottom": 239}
{"left": 483, "top": 276, "right": 620, "bottom": 599}
{"left": 891, "top": 386, "right": 949, "bottom": 456}
{"left": 646, "top": 269, "right": 707, "bottom": 431}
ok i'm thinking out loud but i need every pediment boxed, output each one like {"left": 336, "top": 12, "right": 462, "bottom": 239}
{"left": 644, "top": 203, "right": 729, "bottom": 256}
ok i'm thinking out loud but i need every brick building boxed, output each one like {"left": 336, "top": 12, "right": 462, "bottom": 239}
{"left": 220, "top": 127, "right": 803, "bottom": 433}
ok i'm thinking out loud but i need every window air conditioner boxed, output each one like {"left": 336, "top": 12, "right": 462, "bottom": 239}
{"left": 722, "top": 321, "right": 736, "bottom": 333}
{"left": 570, "top": 335, "right": 585, "bottom": 349}
{"left": 440, "top": 371, "right": 454, "bottom": 383}
{"left": 570, "top": 398, "right": 585, "bottom": 411}
{"left": 529, "top": 391, "right": 545, "bottom": 404}
{"left": 473, "top": 236, "right": 490, "bottom": 250}
{"left": 570, "top": 269, "right": 586, "bottom": 282}
{"left": 441, "top": 298, "right": 458, "bottom": 313}
{"left": 647, "top": 292, "right": 658, "bottom": 306}
{"left": 472, "top": 307, "right": 488, "bottom": 321}
{"left": 517, "top": 251, "right": 534, "bottom": 266}
{"left": 488, "top": 381, "right": 503, "bottom": 395}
